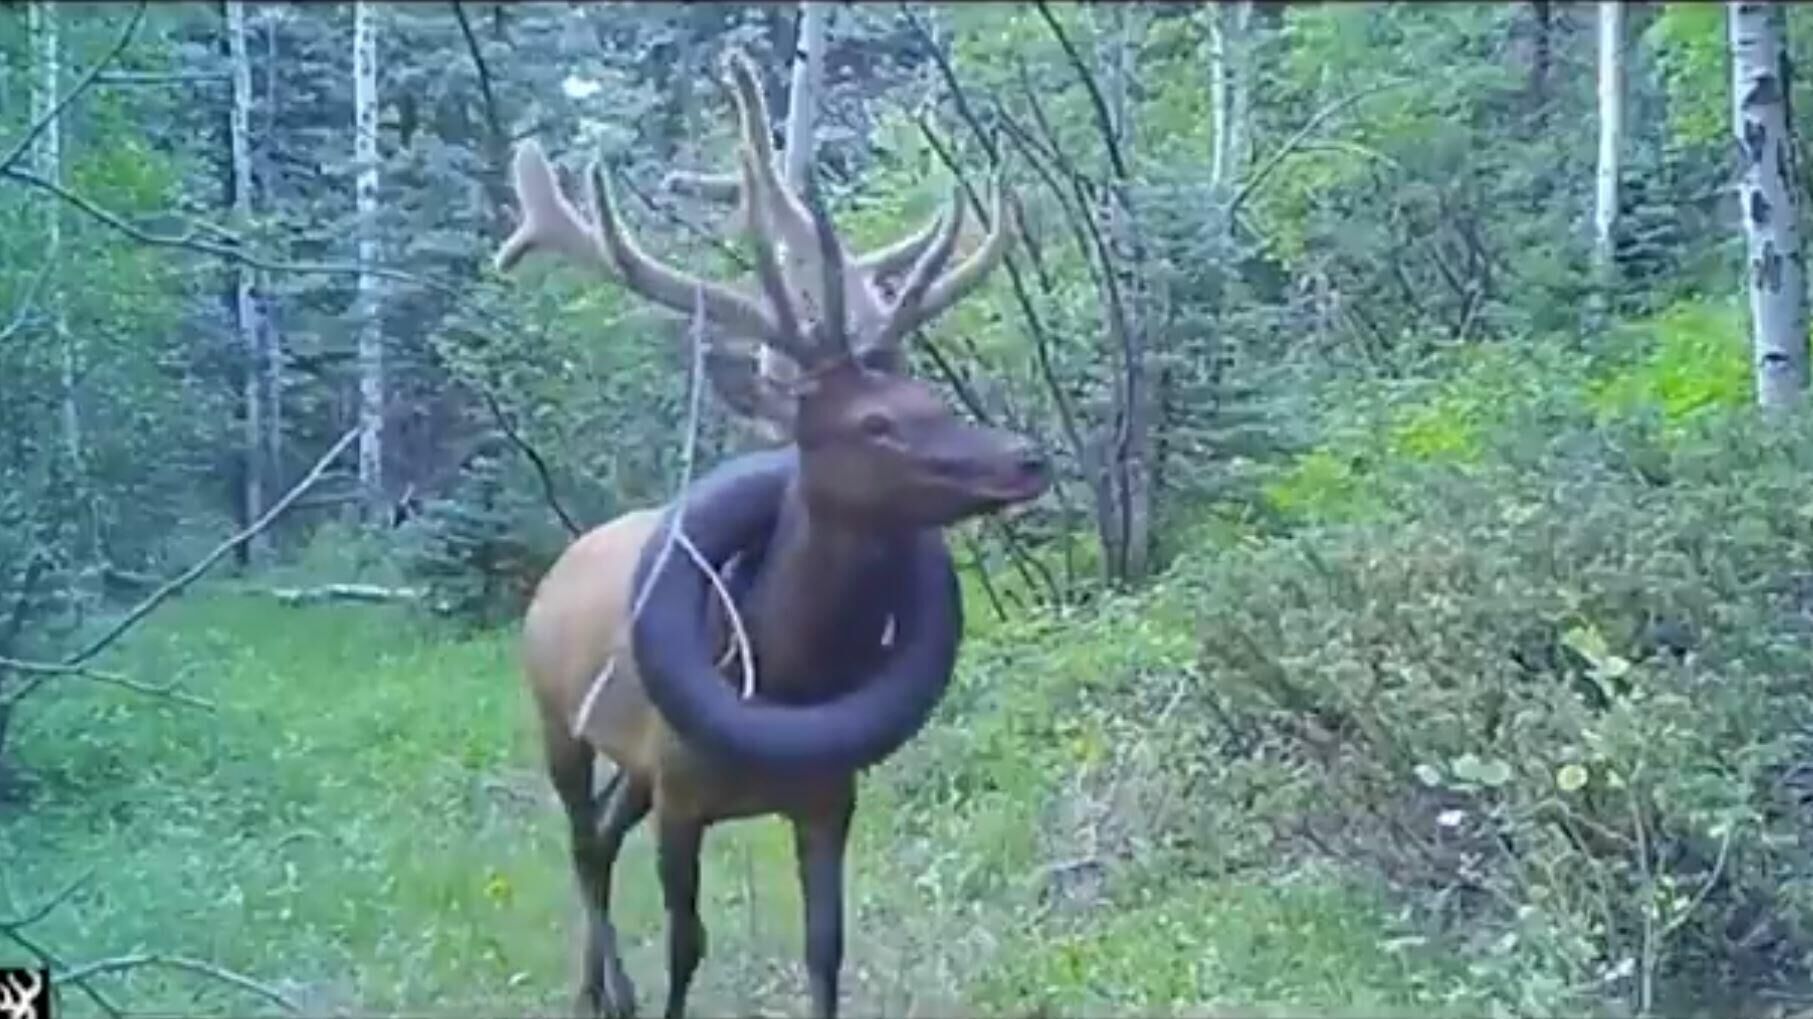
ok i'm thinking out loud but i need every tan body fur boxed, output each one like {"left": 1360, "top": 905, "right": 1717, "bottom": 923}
{"left": 522, "top": 514, "right": 850, "bottom": 828}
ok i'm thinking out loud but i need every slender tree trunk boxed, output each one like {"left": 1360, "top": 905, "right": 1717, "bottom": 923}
{"left": 353, "top": 0, "right": 385, "bottom": 515}
{"left": 260, "top": 9, "right": 284, "bottom": 495}
{"left": 1594, "top": 1, "right": 1625, "bottom": 275}
{"left": 29, "top": 2, "right": 76, "bottom": 478}
{"left": 1729, "top": 1, "right": 1810, "bottom": 407}
{"left": 226, "top": 0, "right": 266, "bottom": 561}
{"left": 1223, "top": 2, "right": 1252, "bottom": 190}
{"left": 1208, "top": 5, "right": 1230, "bottom": 188}
{"left": 783, "top": 2, "right": 828, "bottom": 195}
{"left": 756, "top": 1, "right": 830, "bottom": 401}
{"left": 1098, "top": 3, "right": 1153, "bottom": 583}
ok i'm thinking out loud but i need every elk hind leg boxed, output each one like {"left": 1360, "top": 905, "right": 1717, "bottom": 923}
{"left": 549, "top": 732, "right": 651, "bottom": 1018}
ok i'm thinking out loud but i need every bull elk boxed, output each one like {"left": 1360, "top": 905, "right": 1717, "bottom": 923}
{"left": 498, "top": 49, "right": 1047, "bottom": 1019}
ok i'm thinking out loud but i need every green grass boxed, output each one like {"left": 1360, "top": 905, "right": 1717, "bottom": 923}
{"left": 2, "top": 591, "right": 1478, "bottom": 1016}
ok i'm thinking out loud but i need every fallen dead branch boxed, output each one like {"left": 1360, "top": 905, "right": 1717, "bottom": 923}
{"left": 264, "top": 583, "right": 424, "bottom": 607}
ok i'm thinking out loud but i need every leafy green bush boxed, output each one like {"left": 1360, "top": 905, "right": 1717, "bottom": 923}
{"left": 1182, "top": 406, "right": 1813, "bottom": 1013}
{"left": 1588, "top": 298, "right": 1753, "bottom": 427}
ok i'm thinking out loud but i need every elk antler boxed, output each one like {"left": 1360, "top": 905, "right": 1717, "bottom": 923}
{"left": 712, "top": 49, "right": 1019, "bottom": 357}
{"left": 491, "top": 48, "right": 1022, "bottom": 422}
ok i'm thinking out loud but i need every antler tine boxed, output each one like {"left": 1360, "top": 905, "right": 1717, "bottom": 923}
{"left": 887, "top": 175, "right": 1019, "bottom": 341}
{"left": 872, "top": 185, "right": 966, "bottom": 351}
{"left": 724, "top": 50, "right": 834, "bottom": 276}
{"left": 855, "top": 208, "right": 950, "bottom": 282}
{"left": 734, "top": 144, "right": 817, "bottom": 367}
{"left": 580, "top": 158, "right": 786, "bottom": 346}
{"left": 494, "top": 139, "right": 612, "bottom": 273}
{"left": 493, "top": 138, "right": 784, "bottom": 347}
{"left": 802, "top": 173, "right": 851, "bottom": 357}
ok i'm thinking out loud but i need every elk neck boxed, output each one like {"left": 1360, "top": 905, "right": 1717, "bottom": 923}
{"left": 736, "top": 474, "right": 917, "bottom": 704}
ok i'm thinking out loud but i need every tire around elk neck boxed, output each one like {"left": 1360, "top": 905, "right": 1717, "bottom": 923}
{"left": 628, "top": 447, "right": 965, "bottom": 775}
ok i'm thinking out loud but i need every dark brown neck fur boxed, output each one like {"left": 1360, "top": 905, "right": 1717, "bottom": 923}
{"left": 740, "top": 477, "right": 913, "bottom": 704}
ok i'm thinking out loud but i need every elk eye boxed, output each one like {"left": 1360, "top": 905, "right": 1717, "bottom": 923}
{"left": 859, "top": 412, "right": 895, "bottom": 438}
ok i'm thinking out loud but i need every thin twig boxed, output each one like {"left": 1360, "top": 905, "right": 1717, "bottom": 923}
{"left": 1656, "top": 824, "right": 1734, "bottom": 943}
{"left": 0, "top": 657, "right": 213, "bottom": 710}
{"left": 1032, "top": 1, "right": 1130, "bottom": 182}
{"left": 0, "top": 923, "right": 122, "bottom": 1016}
{"left": 0, "top": 1, "right": 150, "bottom": 175}
{"left": 1227, "top": 77, "right": 1413, "bottom": 218}
{"left": 450, "top": 1, "right": 503, "bottom": 146}
{"left": 0, "top": 167, "right": 505, "bottom": 323}
{"left": 0, "top": 251, "right": 59, "bottom": 344}
{"left": 56, "top": 954, "right": 301, "bottom": 1013}
{"left": 0, "top": 869, "right": 95, "bottom": 931}
{"left": 477, "top": 387, "right": 583, "bottom": 537}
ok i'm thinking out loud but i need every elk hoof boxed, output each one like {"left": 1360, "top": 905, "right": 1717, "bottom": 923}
{"left": 600, "top": 963, "right": 638, "bottom": 1019}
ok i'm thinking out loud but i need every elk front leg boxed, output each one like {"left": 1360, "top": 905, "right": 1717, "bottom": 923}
{"left": 792, "top": 791, "right": 855, "bottom": 1019}
{"left": 655, "top": 811, "right": 708, "bottom": 1019}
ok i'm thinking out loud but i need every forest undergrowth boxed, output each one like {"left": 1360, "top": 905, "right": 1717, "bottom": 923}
{"left": 6, "top": 296, "right": 1813, "bottom": 1018}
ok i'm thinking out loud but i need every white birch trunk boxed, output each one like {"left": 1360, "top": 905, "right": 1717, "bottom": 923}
{"left": 353, "top": 0, "right": 384, "bottom": 513}
{"left": 29, "top": 2, "right": 76, "bottom": 472}
{"left": 1729, "top": 1, "right": 1810, "bottom": 407}
{"left": 226, "top": 0, "right": 266, "bottom": 556}
{"left": 1593, "top": 1, "right": 1625, "bottom": 274}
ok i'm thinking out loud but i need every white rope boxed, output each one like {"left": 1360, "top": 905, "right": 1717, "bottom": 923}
{"left": 568, "top": 284, "right": 758, "bottom": 738}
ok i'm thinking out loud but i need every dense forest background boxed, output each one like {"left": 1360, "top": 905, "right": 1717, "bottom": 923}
{"left": 5, "top": 2, "right": 1813, "bottom": 1016}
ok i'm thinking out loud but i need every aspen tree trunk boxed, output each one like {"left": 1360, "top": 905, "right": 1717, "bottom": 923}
{"left": 757, "top": 1, "right": 830, "bottom": 397}
{"left": 1593, "top": 1, "right": 1625, "bottom": 275}
{"left": 28, "top": 2, "right": 76, "bottom": 476}
{"left": 260, "top": 8, "right": 283, "bottom": 496}
{"left": 1211, "top": 1, "right": 1252, "bottom": 193}
{"left": 1729, "top": 1, "right": 1810, "bottom": 407}
{"left": 226, "top": 0, "right": 266, "bottom": 559}
{"left": 353, "top": 0, "right": 385, "bottom": 515}
{"left": 783, "top": 1, "right": 828, "bottom": 196}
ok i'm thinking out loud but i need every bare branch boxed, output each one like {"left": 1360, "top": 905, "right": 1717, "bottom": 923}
{"left": 59, "top": 426, "right": 360, "bottom": 670}
{"left": 1228, "top": 77, "right": 1414, "bottom": 218}
{"left": 0, "top": 166, "right": 490, "bottom": 313}
{"left": 0, "top": 251, "right": 59, "bottom": 344}
{"left": 0, "top": 869, "right": 94, "bottom": 932}
{"left": 476, "top": 386, "right": 583, "bottom": 537}
{"left": 450, "top": 1, "right": 503, "bottom": 146}
{"left": 0, "top": 657, "right": 213, "bottom": 710}
{"left": 0, "top": 1, "right": 149, "bottom": 175}
{"left": 1032, "top": 1, "right": 1131, "bottom": 182}
{"left": 56, "top": 954, "right": 301, "bottom": 1013}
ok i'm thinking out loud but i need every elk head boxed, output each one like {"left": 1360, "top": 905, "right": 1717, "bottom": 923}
{"left": 494, "top": 49, "right": 1048, "bottom": 531}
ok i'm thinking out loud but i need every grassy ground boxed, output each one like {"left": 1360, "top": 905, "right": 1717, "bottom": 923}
{"left": 3, "top": 592, "right": 1482, "bottom": 1017}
